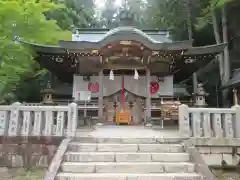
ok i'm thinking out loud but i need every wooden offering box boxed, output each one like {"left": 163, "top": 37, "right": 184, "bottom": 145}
{"left": 116, "top": 110, "right": 131, "bottom": 125}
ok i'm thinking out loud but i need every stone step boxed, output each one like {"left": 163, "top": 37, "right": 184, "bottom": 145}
{"left": 68, "top": 143, "right": 184, "bottom": 152}
{"left": 61, "top": 162, "right": 195, "bottom": 173}
{"left": 64, "top": 152, "right": 190, "bottom": 162}
{"left": 56, "top": 173, "right": 203, "bottom": 180}
{"left": 73, "top": 137, "right": 186, "bottom": 144}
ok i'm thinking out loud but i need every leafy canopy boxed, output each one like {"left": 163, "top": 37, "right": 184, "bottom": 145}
{"left": 46, "top": 0, "right": 96, "bottom": 30}
{"left": 0, "top": 0, "right": 71, "bottom": 96}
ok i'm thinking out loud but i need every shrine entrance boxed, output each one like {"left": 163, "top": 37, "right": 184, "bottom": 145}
{"left": 101, "top": 70, "right": 146, "bottom": 125}
{"left": 104, "top": 89, "right": 144, "bottom": 125}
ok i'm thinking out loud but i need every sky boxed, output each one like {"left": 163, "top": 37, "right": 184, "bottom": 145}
{"left": 95, "top": 0, "right": 123, "bottom": 9}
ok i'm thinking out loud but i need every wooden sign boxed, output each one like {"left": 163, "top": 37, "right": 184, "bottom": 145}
{"left": 76, "top": 91, "right": 91, "bottom": 101}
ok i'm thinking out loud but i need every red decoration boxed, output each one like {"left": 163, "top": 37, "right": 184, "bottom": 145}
{"left": 150, "top": 82, "right": 160, "bottom": 94}
{"left": 88, "top": 82, "right": 99, "bottom": 93}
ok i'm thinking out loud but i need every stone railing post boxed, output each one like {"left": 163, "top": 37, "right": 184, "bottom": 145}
{"left": 55, "top": 111, "right": 65, "bottom": 136}
{"left": 22, "top": 110, "right": 32, "bottom": 136}
{"left": 32, "top": 110, "right": 43, "bottom": 136}
{"left": 178, "top": 104, "right": 191, "bottom": 138}
{"left": 44, "top": 107, "right": 54, "bottom": 136}
{"left": 192, "top": 111, "right": 201, "bottom": 137}
{"left": 233, "top": 105, "right": 240, "bottom": 138}
{"left": 67, "top": 102, "right": 78, "bottom": 137}
{"left": 8, "top": 102, "right": 21, "bottom": 136}
{"left": 0, "top": 107, "right": 9, "bottom": 136}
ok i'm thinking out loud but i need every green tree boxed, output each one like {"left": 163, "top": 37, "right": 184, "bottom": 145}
{"left": 46, "top": 0, "right": 96, "bottom": 30}
{"left": 96, "top": 0, "right": 148, "bottom": 28}
{"left": 0, "top": 0, "right": 71, "bottom": 100}
{"left": 96, "top": 0, "right": 120, "bottom": 28}
{"left": 145, "top": 0, "right": 203, "bottom": 41}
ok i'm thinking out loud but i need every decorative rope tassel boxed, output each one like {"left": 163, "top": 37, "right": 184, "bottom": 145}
{"left": 109, "top": 69, "right": 114, "bottom": 80}
{"left": 134, "top": 69, "right": 139, "bottom": 80}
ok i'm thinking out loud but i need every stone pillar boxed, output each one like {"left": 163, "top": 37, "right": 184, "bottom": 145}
{"left": 233, "top": 89, "right": 238, "bottom": 106}
{"left": 193, "top": 72, "right": 198, "bottom": 94}
{"left": 67, "top": 102, "right": 78, "bottom": 137}
{"left": 145, "top": 68, "right": 151, "bottom": 123}
{"left": 178, "top": 104, "right": 191, "bottom": 138}
{"left": 98, "top": 70, "right": 104, "bottom": 122}
{"left": 233, "top": 105, "right": 240, "bottom": 138}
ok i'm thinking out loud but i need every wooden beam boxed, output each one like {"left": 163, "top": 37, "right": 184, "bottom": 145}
{"left": 101, "top": 64, "right": 147, "bottom": 70}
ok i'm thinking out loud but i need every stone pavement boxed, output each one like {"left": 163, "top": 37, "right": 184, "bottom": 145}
{"left": 75, "top": 125, "right": 181, "bottom": 138}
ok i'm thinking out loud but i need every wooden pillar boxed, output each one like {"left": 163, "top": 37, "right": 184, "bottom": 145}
{"left": 145, "top": 68, "right": 151, "bottom": 122}
{"left": 98, "top": 70, "right": 104, "bottom": 121}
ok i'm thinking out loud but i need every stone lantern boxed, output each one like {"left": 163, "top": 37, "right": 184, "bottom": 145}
{"left": 193, "top": 83, "right": 209, "bottom": 107}
{"left": 41, "top": 81, "right": 55, "bottom": 105}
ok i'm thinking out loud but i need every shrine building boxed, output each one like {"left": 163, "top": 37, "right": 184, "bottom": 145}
{"left": 22, "top": 26, "right": 226, "bottom": 125}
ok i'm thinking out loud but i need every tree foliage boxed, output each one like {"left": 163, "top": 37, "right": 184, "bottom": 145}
{"left": 196, "top": 0, "right": 233, "bottom": 29}
{"left": 46, "top": 0, "right": 96, "bottom": 30}
{"left": 95, "top": 0, "right": 148, "bottom": 28}
{"left": 0, "top": 0, "right": 71, "bottom": 98}
{"left": 145, "top": 0, "right": 202, "bottom": 40}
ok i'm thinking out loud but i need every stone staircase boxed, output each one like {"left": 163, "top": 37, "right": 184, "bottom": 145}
{"left": 56, "top": 137, "right": 203, "bottom": 180}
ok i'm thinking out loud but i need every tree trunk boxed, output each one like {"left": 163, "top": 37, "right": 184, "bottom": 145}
{"left": 186, "top": 0, "right": 198, "bottom": 93}
{"left": 212, "top": 10, "right": 224, "bottom": 83}
{"left": 222, "top": 5, "right": 230, "bottom": 85}
{"left": 187, "top": 7, "right": 193, "bottom": 40}
{"left": 222, "top": 4, "right": 231, "bottom": 106}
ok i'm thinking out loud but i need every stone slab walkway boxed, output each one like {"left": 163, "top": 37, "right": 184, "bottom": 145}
{"left": 75, "top": 126, "right": 181, "bottom": 138}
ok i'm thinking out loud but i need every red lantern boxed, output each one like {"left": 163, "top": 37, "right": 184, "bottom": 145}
{"left": 88, "top": 82, "right": 99, "bottom": 93}
{"left": 150, "top": 82, "right": 160, "bottom": 94}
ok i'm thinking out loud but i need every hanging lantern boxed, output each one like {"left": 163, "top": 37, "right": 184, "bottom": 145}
{"left": 109, "top": 69, "right": 114, "bottom": 80}
{"left": 134, "top": 69, "right": 139, "bottom": 80}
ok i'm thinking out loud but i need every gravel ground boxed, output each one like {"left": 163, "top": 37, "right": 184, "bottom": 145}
{"left": 0, "top": 167, "right": 45, "bottom": 180}
{"left": 0, "top": 167, "right": 239, "bottom": 180}
{"left": 213, "top": 169, "right": 240, "bottom": 180}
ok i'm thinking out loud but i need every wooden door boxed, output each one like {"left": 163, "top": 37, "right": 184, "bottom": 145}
{"left": 131, "top": 98, "right": 144, "bottom": 124}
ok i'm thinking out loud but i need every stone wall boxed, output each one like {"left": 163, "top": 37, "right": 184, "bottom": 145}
{"left": 190, "top": 138, "right": 240, "bottom": 167}
{"left": 197, "top": 146, "right": 240, "bottom": 166}
{"left": 0, "top": 136, "right": 63, "bottom": 168}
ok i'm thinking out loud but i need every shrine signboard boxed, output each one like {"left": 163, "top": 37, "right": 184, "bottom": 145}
{"left": 75, "top": 91, "right": 91, "bottom": 101}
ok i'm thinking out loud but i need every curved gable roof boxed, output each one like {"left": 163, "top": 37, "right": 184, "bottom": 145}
{"left": 101, "top": 27, "right": 162, "bottom": 43}
{"left": 60, "top": 27, "right": 192, "bottom": 51}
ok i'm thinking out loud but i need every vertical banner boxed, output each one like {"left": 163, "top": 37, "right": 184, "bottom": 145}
{"left": 121, "top": 74, "right": 125, "bottom": 111}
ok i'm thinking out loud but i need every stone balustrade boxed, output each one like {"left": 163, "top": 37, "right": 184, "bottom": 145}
{"left": 0, "top": 102, "right": 78, "bottom": 137}
{"left": 179, "top": 104, "right": 240, "bottom": 138}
